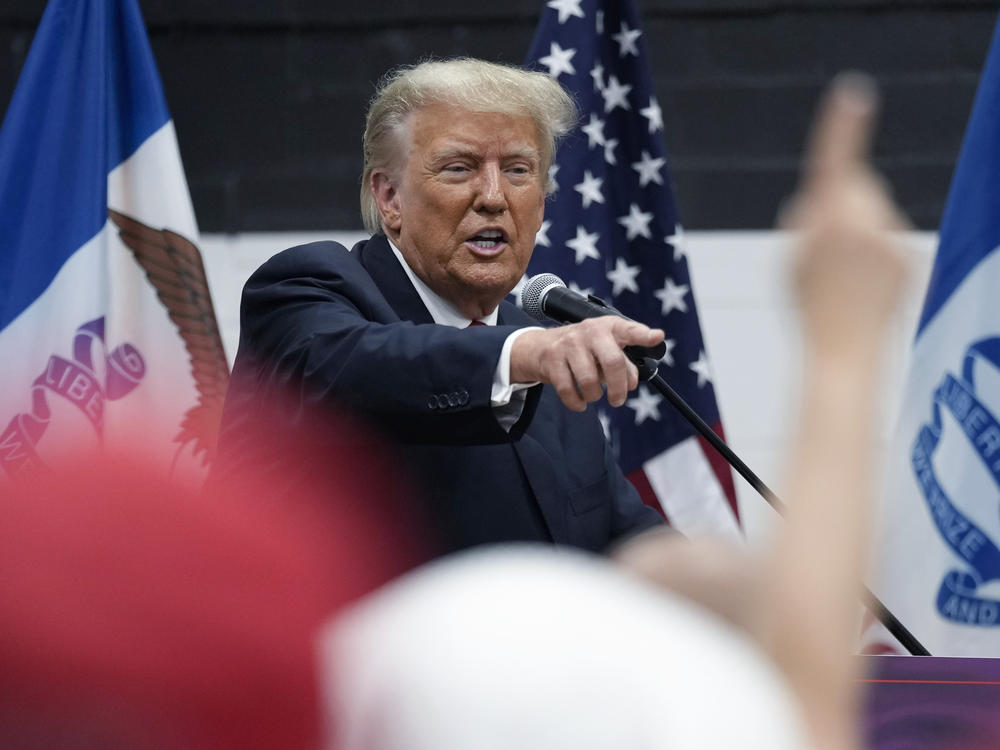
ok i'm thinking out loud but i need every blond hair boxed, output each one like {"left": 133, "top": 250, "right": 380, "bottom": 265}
{"left": 360, "top": 58, "right": 577, "bottom": 234}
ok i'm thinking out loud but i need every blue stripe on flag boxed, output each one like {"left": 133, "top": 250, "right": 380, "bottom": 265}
{"left": 0, "top": 0, "right": 170, "bottom": 330}
{"left": 918, "top": 22, "right": 1000, "bottom": 335}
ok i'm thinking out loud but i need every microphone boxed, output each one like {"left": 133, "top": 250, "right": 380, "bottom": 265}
{"left": 521, "top": 273, "right": 666, "bottom": 361}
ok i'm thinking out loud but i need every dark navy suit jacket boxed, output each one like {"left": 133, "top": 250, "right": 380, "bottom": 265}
{"left": 217, "top": 235, "right": 662, "bottom": 554}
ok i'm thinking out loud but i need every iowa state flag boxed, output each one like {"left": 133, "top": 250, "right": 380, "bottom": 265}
{"left": 869, "top": 20, "right": 1000, "bottom": 655}
{"left": 0, "top": 0, "right": 228, "bottom": 482}
{"left": 524, "top": 0, "right": 739, "bottom": 537}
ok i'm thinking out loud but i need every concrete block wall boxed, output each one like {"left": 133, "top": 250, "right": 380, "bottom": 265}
{"left": 2, "top": 1, "right": 997, "bottom": 232}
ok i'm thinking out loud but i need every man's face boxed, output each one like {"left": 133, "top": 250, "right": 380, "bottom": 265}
{"left": 374, "top": 103, "right": 546, "bottom": 319}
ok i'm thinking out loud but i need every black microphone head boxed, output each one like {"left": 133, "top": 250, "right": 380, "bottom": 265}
{"left": 521, "top": 273, "right": 566, "bottom": 321}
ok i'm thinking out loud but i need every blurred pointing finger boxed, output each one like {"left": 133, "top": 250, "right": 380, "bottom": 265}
{"left": 806, "top": 72, "right": 879, "bottom": 184}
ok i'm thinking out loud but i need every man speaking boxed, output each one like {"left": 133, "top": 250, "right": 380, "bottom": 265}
{"left": 217, "top": 58, "right": 667, "bottom": 554}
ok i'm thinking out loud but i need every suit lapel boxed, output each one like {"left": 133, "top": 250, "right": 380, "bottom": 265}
{"left": 353, "top": 234, "right": 434, "bottom": 325}
{"left": 498, "top": 298, "right": 534, "bottom": 327}
{"left": 356, "top": 234, "right": 538, "bottom": 331}
{"left": 357, "top": 236, "right": 565, "bottom": 541}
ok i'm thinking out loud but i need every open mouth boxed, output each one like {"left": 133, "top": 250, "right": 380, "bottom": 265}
{"left": 467, "top": 229, "right": 508, "bottom": 251}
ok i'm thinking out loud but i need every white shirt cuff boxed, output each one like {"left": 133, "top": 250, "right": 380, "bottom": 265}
{"left": 491, "top": 327, "right": 541, "bottom": 432}
{"left": 491, "top": 327, "right": 542, "bottom": 406}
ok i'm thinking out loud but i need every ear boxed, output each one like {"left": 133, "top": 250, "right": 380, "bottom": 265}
{"left": 371, "top": 170, "right": 402, "bottom": 233}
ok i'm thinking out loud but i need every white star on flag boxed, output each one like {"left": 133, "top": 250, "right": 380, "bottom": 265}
{"left": 524, "top": 0, "right": 741, "bottom": 537}
{"left": 603, "top": 137, "right": 618, "bottom": 165}
{"left": 602, "top": 75, "right": 632, "bottom": 112}
{"left": 581, "top": 113, "right": 606, "bottom": 148}
{"left": 626, "top": 385, "right": 662, "bottom": 425}
{"left": 548, "top": 163, "right": 560, "bottom": 193}
{"left": 547, "top": 0, "right": 585, "bottom": 24}
{"left": 617, "top": 202, "right": 653, "bottom": 240}
{"left": 539, "top": 42, "right": 577, "bottom": 79}
{"left": 689, "top": 350, "right": 712, "bottom": 388}
{"left": 640, "top": 96, "right": 664, "bottom": 133}
{"left": 574, "top": 170, "right": 605, "bottom": 209}
{"left": 632, "top": 150, "right": 665, "bottom": 187}
{"left": 661, "top": 338, "right": 677, "bottom": 366}
{"left": 590, "top": 63, "right": 604, "bottom": 92}
{"left": 606, "top": 257, "right": 640, "bottom": 296}
{"left": 566, "top": 225, "right": 601, "bottom": 264}
{"left": 654, "top": 276, "right": 689, "bottom": 315}
{"left": 666, "top": 224, "right": 686, "bottom": 260}
{"left": 598, "top": 410, "right": 612, "bottom": 441}
{"left": 567, "top": 280, "right": 595, "bottom": 297}
{"left": 534, "top": 220, "right": 552, "bottom": 247}
{"left": 612, "top": 20, "right": 642, "bottom": 57}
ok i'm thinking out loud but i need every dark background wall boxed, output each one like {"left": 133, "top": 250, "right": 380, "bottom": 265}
{"left": 1, "top": 0, "right": 997, "bottom": 232}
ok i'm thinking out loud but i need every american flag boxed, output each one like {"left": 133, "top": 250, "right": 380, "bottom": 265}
{"left": 524, "top": 0, "right": 740, "bottom": 536}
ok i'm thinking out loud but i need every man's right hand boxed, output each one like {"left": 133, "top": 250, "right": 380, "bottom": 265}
{"left": 510, "top": 317, "right": 665, "bottom": 411}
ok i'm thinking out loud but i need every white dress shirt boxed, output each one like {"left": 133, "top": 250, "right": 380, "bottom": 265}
{"left": 387, "top": 240, "right": 539, "bottom": 429}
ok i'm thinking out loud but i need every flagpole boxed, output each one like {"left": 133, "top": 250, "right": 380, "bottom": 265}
{"left": 635, "top": 358, "right": 931, "bottom": 657}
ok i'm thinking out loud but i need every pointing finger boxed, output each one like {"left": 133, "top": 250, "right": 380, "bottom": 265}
{"left": 609, "top": 319, "right": 664, "bottom": 348}
{"left": 805, "top": 72, "right": 878, "bottom": 187}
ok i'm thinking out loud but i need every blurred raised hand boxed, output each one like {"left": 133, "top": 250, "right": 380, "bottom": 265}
{"left": 765, "top": 74, "right": 912, "bottom": 750}
{"left": 782, "top": 73, "right": 909, "bottom": 362}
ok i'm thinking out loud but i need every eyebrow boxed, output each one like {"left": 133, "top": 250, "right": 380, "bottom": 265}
{"left": 431, "top": 143, "right": 542, "bottom": 164}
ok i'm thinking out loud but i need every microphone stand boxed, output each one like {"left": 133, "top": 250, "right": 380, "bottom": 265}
{"left": 631, "top": 355, "right": 930, "bottom": 657}
{"left": 524, "top": 279, "right": 927, "bottom": 655}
